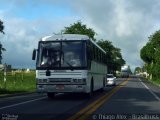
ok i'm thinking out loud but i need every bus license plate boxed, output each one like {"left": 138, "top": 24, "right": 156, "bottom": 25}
{"left": 56, "top": 85, "right": 64, "bottom": 89}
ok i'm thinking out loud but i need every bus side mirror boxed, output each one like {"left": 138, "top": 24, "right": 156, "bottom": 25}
{"left": 32, "top": 49, "right": 37, "bottom": 60}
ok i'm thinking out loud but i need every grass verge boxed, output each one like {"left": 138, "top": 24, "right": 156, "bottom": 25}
{"left": 149, "top": 78, "right": 160, "bottom": 86}
{"left": 0, "top": 71, "right": 36, "bottom": 96}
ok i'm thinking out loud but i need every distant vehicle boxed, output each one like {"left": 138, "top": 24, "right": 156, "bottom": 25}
{"left": 107, "top": 74, "right": 116, "bottom": 86}
{"left": 32, "top": 34, "right": 107, "bottom": 98}
{"left": 121, "top": 65, "right": 130, "bottom": 78}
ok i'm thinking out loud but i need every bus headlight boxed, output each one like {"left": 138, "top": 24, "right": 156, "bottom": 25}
{"left": 38, "top": 79, "right": 48, "bottom": 83}
{"left": 43, "top": 79, "right": 48, "bottom": 83}
{"left": 38, "top": 79, "right": 43, "bottom": 83}
{"left": 82, "top": 78, "right": 86, "bottom": 84}
{"left": 73, "top": 79, "right": 78, "bottom": 83}
{"left": 72, "top": 78, "right": 86, "bottom": 84}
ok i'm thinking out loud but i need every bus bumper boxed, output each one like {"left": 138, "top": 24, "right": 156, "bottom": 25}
{"left": 36, "top": 84, "right": 89, "bottom": 93}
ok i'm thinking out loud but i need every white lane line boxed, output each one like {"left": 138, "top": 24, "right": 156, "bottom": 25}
{"left": 138, "top": 78, "right": 160, "bottom": 101}
{"left": 0, "top": 97, "right": 46, "bottom": 110}
{"left": 0, "top": 93, "right": 45, "bottom": 100}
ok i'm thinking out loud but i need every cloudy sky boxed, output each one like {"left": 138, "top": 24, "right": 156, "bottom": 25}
{"left": 0, "top": 0, "right": 160, "bottom": 70}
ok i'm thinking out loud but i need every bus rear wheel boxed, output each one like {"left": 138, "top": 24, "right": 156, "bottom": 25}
{"left": 47, "top": 92, "right": 55, "bottom": 98}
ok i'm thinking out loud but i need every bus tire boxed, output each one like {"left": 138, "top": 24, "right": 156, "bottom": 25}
{"left": 103, "top": 78, "right": 106, "bottom": 87}
{"left": 47, "top": 92, "right": 55, "bottom": 99}
{"left": 86, "top": 78, "right": 94, "bottom": 98}
{"left": 113, "top": 83, "right": 116, "bottom": 86}
{"left": 103, "top": 77, "right": 106, "bottom": 90}
{"left": 100, "top": 78, "right": 105, "bottom": 92}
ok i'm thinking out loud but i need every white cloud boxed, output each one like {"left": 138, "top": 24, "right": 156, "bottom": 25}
{"left": 1, "top": 14, "right": 79, "bottom": 68}
{"left": 66, "top": 0, "right": 160, "bottom": 70}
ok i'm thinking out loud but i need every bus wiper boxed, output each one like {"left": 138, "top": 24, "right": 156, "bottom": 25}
{"left": 64, "top": 60, "right": 74, "bottom": 71}
{"left": 59, "top": 50, "right": 74, "bottom": 71}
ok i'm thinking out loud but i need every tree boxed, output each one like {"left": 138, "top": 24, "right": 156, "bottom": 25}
{"left": 134, "top": 67, "right": 142, "bottom": 74}
{"left": 63, "top": 21, "right": 96, "bottom": 41}
{"left": 140, "top": 42, "right": 154, "bottom": 64}
{"left": 0, "top": 19, "right": 5, "bottom": 34}
{"left": 97, "top": 39, "right": 125, "bottom": 73}
{"left": 140, "top": 30, "right": 160, "bottom": 80}
{"left": 0, "top": 43, "right": 6, "bottom": 64}
{"left": 0, "top": 19, "right": 5, "bottom": 64}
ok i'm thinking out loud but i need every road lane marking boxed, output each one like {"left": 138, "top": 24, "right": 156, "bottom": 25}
{"left": 68, "top": 78, "right": 130, "bottom": 120}
{"left": 138, "top": 78, "right": 160, "bottom": 101}
{"left": 0, "top": 97, "right": 46, "bottom": 110}
{"left": 0, "top": 93, "right": 45, "bottom": 100}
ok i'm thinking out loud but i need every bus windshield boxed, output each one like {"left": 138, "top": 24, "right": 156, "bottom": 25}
{"left": 37, "top": 41, "right": 87, "bottom": 69}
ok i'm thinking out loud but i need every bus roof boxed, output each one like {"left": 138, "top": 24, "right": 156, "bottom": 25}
{"left": 41, "top": 34, "right": 106, "bottom": 54}
{"left": 41, "top": 34, "right": 89, "bottom": 41}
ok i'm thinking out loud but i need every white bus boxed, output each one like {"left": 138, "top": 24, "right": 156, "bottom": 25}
{"left": 32, "top": 34, "right": 107, "bottom": 98}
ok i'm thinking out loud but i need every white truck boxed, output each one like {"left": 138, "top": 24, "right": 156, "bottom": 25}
{"left": 121, "top": 65, "right": 130, "bottom": 78}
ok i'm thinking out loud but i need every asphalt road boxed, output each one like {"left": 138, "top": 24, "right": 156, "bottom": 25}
{"left": 0, "top": 76, "right": 160, "bottom": 120}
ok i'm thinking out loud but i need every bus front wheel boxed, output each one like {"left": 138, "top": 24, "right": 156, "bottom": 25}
{"left": 86, "top": 79, "right": 94, "bottom": 98}
{"left": 100, "top": 78, "right": 106, "bottom": 92}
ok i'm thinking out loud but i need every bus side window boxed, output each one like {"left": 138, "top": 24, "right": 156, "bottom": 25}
{"left": 87, "top": 45, "right": 93, "bottom": 60}
{"left": 96, "top": 48, "right": 98, "bottom": 61}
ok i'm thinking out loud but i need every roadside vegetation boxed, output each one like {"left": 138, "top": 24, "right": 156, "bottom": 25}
{"left": 0, "top": 71, "right": 36, "bottom": 95}
{"left": 140, "top": 30, "right": 160, "bottom": 85}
